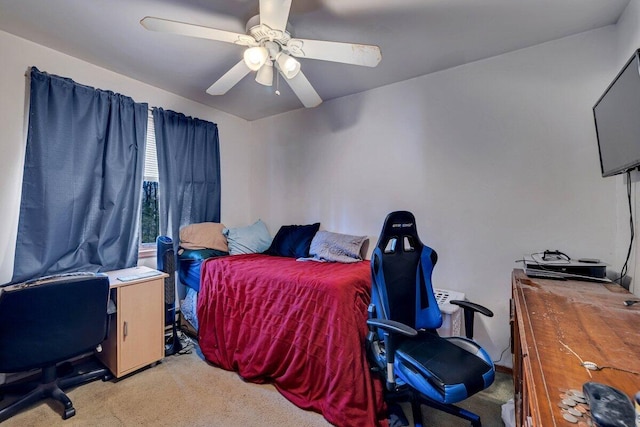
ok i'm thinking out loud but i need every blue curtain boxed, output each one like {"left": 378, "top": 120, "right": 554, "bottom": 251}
{"left": 12, "top": 67, "right": 148, "bottom": 283}
{"left": 153, "top": 108, "right": 220, "bottom": 249}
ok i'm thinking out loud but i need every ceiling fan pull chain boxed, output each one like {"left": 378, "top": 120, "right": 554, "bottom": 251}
{"left": 275, "top": 71, "right": 281, "bottom": 96}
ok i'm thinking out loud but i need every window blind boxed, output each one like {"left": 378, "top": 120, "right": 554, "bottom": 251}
{"left": 144, "top": 110, "right": 159, "bottom": 181}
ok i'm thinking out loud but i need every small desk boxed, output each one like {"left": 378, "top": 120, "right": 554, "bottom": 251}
{"left": 511, "top": 269, "right": 640, "bottom": 426}
{"left": 97, "top": 266, "right": 167, "bottom": 378}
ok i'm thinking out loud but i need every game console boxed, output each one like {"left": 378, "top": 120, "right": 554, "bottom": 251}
{"left": 523, "top": 251, "right": 608, "bottom": 282}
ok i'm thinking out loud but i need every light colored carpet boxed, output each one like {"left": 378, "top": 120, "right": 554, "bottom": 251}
{"left": 1, "top": 343, "right": 512, "bottom": 427}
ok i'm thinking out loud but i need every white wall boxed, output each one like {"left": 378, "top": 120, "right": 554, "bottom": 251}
{"left": 0, "top": 30, "right": 254, "bottom": 284}
{"left": 613, "top": 0, "right": 640, "bottom": 296}
{"left": 617, "top": 0, "right": 640, "bottom": 58}
{"left": 250, "top": 27, "right": 621, "bottom": 366}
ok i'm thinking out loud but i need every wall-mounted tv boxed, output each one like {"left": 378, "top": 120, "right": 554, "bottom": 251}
{"left": 593, "top": 49, "right": 640, "bottom": 177}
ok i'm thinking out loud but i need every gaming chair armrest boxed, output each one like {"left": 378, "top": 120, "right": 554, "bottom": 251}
{"left": 366, "top": 318, "right": 418, "bottom": 337}
{"left": 450, "top": 300, "right": 494, "bottom": 317}
{"left": 449, "top": 300, "right": 494, "bottom": 340}
{"left": 366, "top": 318, "right": 417, "bottom": 391}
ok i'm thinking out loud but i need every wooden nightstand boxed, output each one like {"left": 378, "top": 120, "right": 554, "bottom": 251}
{"left": 98, "top": 266, "right": 167, "bottom": 378}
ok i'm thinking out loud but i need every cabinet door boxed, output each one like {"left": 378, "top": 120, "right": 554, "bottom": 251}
{"left": 118, "top": 278, "right": 164, "bottom": 375}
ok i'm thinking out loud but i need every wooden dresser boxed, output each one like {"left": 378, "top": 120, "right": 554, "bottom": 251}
{"left": 511, "top": 269, "right": 640, "bottom": 426}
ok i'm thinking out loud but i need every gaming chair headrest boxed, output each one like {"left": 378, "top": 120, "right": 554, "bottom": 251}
{"left": 376, "top": 211, "right": 423, "bottom": 252}
{"left": 372, "top": 211, "right": 441, "bottom": 329}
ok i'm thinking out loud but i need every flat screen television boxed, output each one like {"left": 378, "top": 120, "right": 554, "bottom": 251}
{"left": 593, "top": 49, "right": 640, "bottom": 177}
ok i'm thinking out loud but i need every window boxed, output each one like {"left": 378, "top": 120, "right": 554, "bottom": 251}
{"left": 141, "top": 111, "right": 159, "bottom": 250}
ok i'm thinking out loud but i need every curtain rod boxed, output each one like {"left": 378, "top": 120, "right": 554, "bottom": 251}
{"left": 23, "top": 71, "right": 170, "bottom": 117}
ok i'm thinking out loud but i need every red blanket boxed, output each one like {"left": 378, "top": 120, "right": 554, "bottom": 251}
{"left": 197, "top": 254, "right": 387, "bottom": 427}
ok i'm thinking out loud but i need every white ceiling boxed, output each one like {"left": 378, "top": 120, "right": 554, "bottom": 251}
{"left": 0, "top": 0, "right": 630, "bottom": 121}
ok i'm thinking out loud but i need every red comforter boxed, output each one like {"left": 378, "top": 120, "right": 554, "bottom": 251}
{"left": 197, "top": 254, "right": 387, "bottom": 427}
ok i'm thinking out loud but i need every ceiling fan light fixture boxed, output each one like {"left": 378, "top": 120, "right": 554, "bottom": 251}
{"left": 140, "top": 3, "right": 381, "bottom": 110}
{"left": 275, "top": 52, "right": 301, "bottom": 79}
{"left": 255, "top": 61, "right": 274, "bottom": 86}
{"left": 244, "top": 46, "right": 269, "bottom": 71}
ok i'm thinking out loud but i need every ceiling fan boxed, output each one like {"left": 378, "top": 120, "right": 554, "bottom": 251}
{"left": 140, "top": 0, "right": 382, "bottom": 108}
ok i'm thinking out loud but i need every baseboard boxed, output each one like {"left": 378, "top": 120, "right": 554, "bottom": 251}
{"left": 495, "top": 364, "right": 513, "bottom": 376}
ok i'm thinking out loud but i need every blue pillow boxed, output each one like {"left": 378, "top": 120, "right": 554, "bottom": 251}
{"left": 223, "top": 220, "right": 273, "bottom": 255}
{"left": 266, "top": 223, "right": 320, "bottom": 258}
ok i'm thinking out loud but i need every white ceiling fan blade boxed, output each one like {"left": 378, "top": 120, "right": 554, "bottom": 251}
{"left": 287, "top": 38, "right": 382, "bottom": 67}
{"left": 140, "top": 16, "right": 256, "bottom": 46}
{"left": 259, "top": 0, "right": 292, "bottom": 32}
{"left": 206, "top": 60, "right": 252, "bottom": 95}
{"left": 282, "top": 70, "right": 322, "bottom": 108}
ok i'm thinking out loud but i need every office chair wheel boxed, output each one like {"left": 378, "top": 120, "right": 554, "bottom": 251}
{"left": 62, "top": 406, "right": 76, "bottom": 419}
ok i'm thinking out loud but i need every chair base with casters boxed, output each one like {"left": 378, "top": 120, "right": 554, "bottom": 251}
{"left": 0, "top": 358, "right": 112, "bottom": 421}
{"left": 383, "top": 386, "right": 482, "bottom": 427}
{"left": 366, "top": 211, "right": 495, "bottom": 427}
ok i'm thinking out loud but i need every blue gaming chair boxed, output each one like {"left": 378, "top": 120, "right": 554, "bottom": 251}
{"left": 366, "top": 211, "right": 495, "bottom": 427}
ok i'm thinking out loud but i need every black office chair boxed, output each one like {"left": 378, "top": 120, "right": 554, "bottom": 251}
{"left": 366, "top": 211, "right": 495, "bottom": 427}
{"left": 0, "top": 273, "right": 112, "bottom": 421}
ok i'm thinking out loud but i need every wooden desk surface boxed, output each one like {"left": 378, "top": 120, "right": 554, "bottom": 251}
{"left": 512, "top": 269, "right": 640, "bottom": 426}
{"left": 104, "top": 266, "right": 168, "bottom": 288}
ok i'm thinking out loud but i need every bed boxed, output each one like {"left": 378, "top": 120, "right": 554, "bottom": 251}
{"left": 196, "top": 253, "right": 387, "bottom": 427}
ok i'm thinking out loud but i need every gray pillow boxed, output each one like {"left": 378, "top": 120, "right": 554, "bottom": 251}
{"left": 308, "top": 230, "right": 367, "bottom": 263}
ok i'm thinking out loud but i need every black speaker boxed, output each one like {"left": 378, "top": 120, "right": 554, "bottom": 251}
{"left": 156, "top": 236, "right": 182, "bottom": 356}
